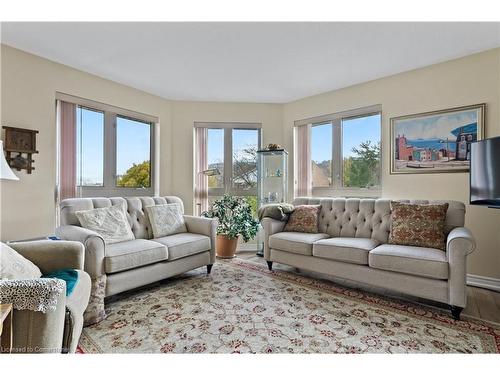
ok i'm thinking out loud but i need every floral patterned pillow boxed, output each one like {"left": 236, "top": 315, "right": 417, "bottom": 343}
{"left": 388, "top": 201, "right": 449, "bottom": 250}
{"left": 284, "top": 205, "right": 321, "bottom": 233}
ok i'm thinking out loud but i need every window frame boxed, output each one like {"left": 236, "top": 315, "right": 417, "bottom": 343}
{"left": 306, "top": 107, "right": 382, "bottom": 197}
{"left": 202, "top": 124, "right": 262, "bottom": 199}
{"left": 58, "top": 93, "right": 157, "bottom": 198}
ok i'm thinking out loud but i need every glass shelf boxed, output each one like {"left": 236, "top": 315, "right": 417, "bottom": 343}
{"left": 257, "top": 149, "right": 288, "bottom": 206}
{"left": 256, "top": 149, "right": 289, "bottom": 256}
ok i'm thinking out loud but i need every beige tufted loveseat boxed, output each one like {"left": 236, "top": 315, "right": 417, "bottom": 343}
{"left": 262, "top": 197, "right": 476, "bottom": 320}
{"left": 56, "top": 196, "right": 217, "bottom": 325}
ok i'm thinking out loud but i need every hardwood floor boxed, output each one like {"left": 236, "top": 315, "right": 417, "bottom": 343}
{"left": 231, "top": 250, "right": 500, "bottom": 324}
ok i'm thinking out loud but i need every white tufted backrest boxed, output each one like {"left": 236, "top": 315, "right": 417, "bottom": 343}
{"left": 292, "top": 197, "right": 465, "bottom": 244}
{"left": 59, "top": 196, "right": 184, "bottom": 240}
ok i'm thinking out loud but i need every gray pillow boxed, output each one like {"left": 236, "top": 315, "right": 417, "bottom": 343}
{"left": 146, "top": 203, "right": 187, "bottom": 238}
{"left": 76, "top": 204, "right": 135, "bottom": 244}
{"left": 0, "top": 242, "right": 42, "bottom": 280}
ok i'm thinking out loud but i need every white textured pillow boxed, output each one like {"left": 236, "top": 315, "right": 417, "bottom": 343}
{"left": 146, "top": 203, "right": 187, "bottom": 238}
{"left": 1, "top": 242, "right": 42, "bottom": 280}
{"left": 76, "top": 204, "right": 135, "bottom": 244}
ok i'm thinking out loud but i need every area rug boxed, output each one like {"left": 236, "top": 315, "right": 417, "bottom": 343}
{"left": 79, "top": 258, "right": 500, "bottom": 353}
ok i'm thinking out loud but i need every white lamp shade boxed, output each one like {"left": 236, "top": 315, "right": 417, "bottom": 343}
{"left": 0, "top": 140, "right": 19, "bottom": 181}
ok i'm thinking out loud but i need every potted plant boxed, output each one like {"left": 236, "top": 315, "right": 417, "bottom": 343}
{"left": 202, "top": 194, "right": 260, "bottom": 258}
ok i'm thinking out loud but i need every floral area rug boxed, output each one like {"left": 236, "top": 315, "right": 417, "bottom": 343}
{"left": 79, "top": 258, "right": 500, "bottom": 353}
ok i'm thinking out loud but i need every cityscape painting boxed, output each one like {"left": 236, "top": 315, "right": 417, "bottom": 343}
{"left": 390, "top": 104, "right": 485, "bottom": 174}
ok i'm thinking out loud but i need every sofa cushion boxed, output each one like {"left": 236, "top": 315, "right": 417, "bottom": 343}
{"left": 369, "top": 244, "right": 448, "bottom": 280}
{"left": 284, "top": 205, "right": 321, "bottom": 233}
{"left": 1, "top": 242, "right": 42, "bottom": 280}
{"left": 269, "top": 232, "right": 329, "bottom": 256}
{"left": 152, "top": 233, "right": 211, "bottom": 261}
{"left": 389, "top": 201, "right": 448, "bottom": 251}
{"left": 76, "top": 204, "right": 135, "bottom": 244}
{"left": 105, "top": 239, "right": 168, "bottom": 273}
{"left": 146, "top": 203, "right": 187, "bottom": 238}
{"left": 313, "top": 237, "right": 379, "bottom": 265}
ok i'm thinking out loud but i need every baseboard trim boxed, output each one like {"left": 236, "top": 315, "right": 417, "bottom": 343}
{"left": 467, "top": 274, "right": 500, "bottom": 293}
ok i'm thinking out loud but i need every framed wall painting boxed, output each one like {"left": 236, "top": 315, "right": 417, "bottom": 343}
{"left": 390, "top": 104, "right": 485, "bottom": 174}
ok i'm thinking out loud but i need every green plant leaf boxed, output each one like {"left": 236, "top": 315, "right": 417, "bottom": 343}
{"left": 201, "top": 194, "right": 260, "bottom": 241}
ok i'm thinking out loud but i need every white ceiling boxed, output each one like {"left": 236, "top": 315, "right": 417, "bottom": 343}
{"left": 2, "top": 22, "right": 500, "bottom": 103}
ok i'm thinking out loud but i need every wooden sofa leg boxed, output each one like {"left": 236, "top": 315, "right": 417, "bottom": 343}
{"left": 206, "top": 264, "right": 213, "bottom": 274}
{"left": 266, "top": 261, "right": 273, "bottom": 271}
{"left": 450, "top": 305, "right": 463, "bottom": 320}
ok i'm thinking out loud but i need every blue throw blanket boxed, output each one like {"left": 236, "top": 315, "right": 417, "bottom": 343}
{"left": 42, "top": 269, "right": 79, "bottom": 296}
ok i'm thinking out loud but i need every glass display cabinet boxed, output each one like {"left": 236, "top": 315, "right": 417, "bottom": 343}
{"left": 256, "top": 149, "right": 288, "bottom": 256}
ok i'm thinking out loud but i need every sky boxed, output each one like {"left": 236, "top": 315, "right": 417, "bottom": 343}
{"left": 207, "top": 128, "right": 224, "bottom": 165}
{"left": 77, "top": 108, "right": 104, "bottom": 185}
{"left": 311, "top": 113, "right": 381, "bottom": 162}
{"left": 394, "top": 109, "right": 477, "bottom": 140}
{"left": 77, "top": 107, "right": 150, "bottom": 185}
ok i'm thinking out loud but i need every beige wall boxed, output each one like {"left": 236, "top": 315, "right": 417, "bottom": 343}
{"left": 1, "top": 43, "right": 499, "bottom": 279}
{"left": 0, "top": 45, "right": 173, "bottom": 241}
{"left": 0, "top": 45, "right": 284, "bottom": 239}
{"left": 170, "top": 100, "right": 283, "bottom": 214}
{"left": 283, "top": 48, "right": 500, "bottom": 279}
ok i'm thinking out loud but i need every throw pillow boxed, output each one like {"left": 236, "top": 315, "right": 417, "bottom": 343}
{"left": 75, "top": 204, "right": 135, "bottom": 244}
{"left": 146, "top": 203, "right": 187, "bottom": 238}
{"left": 42, "top": 269, "right": 79, "bottom": 296}
{"left": 0, "top": 242, "right": 42, "bottom": 280}
{"left": 388, "top": 201, "right": 449, "bottom": 250}
{"left": 258, "top": 203, "right": 295, "bottom": 221}
{"left": 284, "top": 205, "right": 321, "bottom": 233}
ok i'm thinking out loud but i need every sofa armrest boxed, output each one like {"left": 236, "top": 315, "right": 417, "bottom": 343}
{"left": 261, "top": 217, "right": 287, "bottom": 261}
{"left": 447, "top": 227, "right": 476, "bottom": 258}
{"left": 9, "top": 240, "right": 85, "bottom": 274}
{"left": 446, "top": 227, "right": 476, "bottom": 308}
{"left": 184, "top": 215, "right": 218, "bottom": 264}
{"left": 55, "top": 225, "right": 106, "bottom": 278}
{"left": 10, "top": 284, "right": 66, "bottom": 353}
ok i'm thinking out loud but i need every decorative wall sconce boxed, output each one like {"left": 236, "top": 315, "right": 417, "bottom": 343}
{"left": 2, "top": 126, "right": 39, "bottom": 174}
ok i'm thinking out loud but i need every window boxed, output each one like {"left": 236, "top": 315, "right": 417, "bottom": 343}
{"left": 232, "top": 129, "right": 259, "bottom": 190}
{"left": 205, "top": 125, "right": 261, "bottom": 216}
{"left": 116, "top": 116, "right": 152, "bottom": 188}
{"left": 311, "top": 123, "right": 333, "bottom": 188}
{"left": 342, "top": 114, "right": 381, "bottom": 189}
{"left": 207, "top": 128, "right": 224, "bottom": 189}
{"left": 76, "top": 107, "right": 104, "bottom": 187}
{"left": 309, "top": 110, "right": 381, "bottom": 193}
{"left": 62, "top": 94, "right": 156, "bottom": 197}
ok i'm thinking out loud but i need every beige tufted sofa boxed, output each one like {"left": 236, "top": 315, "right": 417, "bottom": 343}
{"left": 56, "top": 196, "right": 217, "bottom": 325}
{"left": 262, "top": 197, "right": 476, "bottom": 320}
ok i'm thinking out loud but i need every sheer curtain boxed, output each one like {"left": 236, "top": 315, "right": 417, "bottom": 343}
{"left": 294, "top": 124, "right": 312, "bottom": 197}
{"left": 194, "top": 127, "right": 208, "bottom": 214}
{"left": 58, "top": 100, "right": 77, "bottom": 201}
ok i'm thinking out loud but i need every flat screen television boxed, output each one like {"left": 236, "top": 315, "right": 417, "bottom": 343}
{"left": 470, "top": 136, "right": 500, "bottom": 208}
